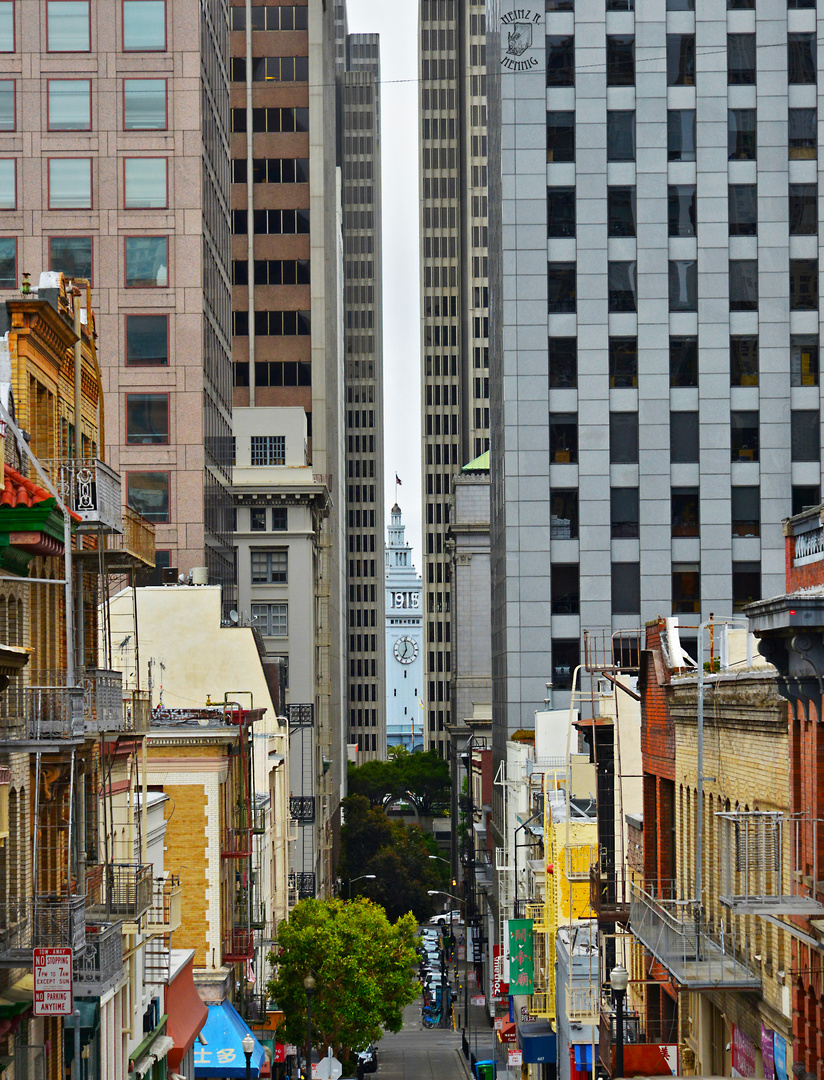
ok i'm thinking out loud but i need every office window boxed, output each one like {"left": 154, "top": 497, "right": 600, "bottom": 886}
{"left": 668, "top": 185, "right": 696, "bottom": 237}
{"left": 49, "top": 236, "right": 91, "bottom": 280}
{"left": 0, "top": 3, "right": 12, "bottom": 51}
{"left": 606, "top": 0, "right": 633, "bottom": 9}
{"left": 124, "top": 79, "right": 166, "bottom": 130}
{"left": 124, "top": 236, "right": 168, "bottom": 287}
{"left": 791, "top": 410, "right": 820, "bottom": 462}
{"left": 728, "top": 33, "right": 755, "bottom": 84}
{"left": 609, "top": 338, "right": 637, "bottom": 388}
{"left": 250, "top": 508, "right": 266, "bottom": 532}
{"left": 611, "top": 488, "right": 639, "bottom": 538}
{"left": 731, "top": 411, "right": 759, "bottom": 461}
{"left": 672, "top": 563, "right": 700, "bottom": 614}
{"left": 668, "top": 0, "right": 694, "bottom": 7}
{"left": 790, "top": 259, "right": 818, "bottom": 310}
{"left": 125, "top": 394, "right": 169, "bottom": 444}
{"left": 610, "top": 413, "right": 639, "bottom": 464}
{"left": 790, "top": 184, "right": 817, "bottom": 235}
{"left": 731, "top": 487, "right": 760, "bottom": 537}
{"left": 547, "top": 112, "right": 575, "bottom": 162}
{"left": 791, "top": 335, "right": 819, "bottom": 387}
{"left": 728, "top": 185, "right": 757, "bottom": 236}
{"left": 668, "top": 110, "right": 696, "bottom": 162}
{"left": 671, "top": 413, "right": 699, "bottom": 463}
{"left": 47, "top": 1, "right": 89, "bottom": 51}
{"left": 669, "top": 260, "right": 697, "bottom": 312}
{"left": 670, "top": 337, "right": 698, "bottom": 387}
{"left": 732, "top": 563, "right": 760, "bottom": 612}
{"left": 551, "top": 640, "right": 579, "bottom": 691}
{"left": 251, "top": 603, "right": 287, "bottom": 637}
{"left": 0, "top": 237, "right": 15, "bottom": 287}
{"left": 0, "top": 80, "right": 13, "bottom": 130}
{"left": 127, "top": 472, "right": 169, "bottom": 522}
{"left": 0, "top": 159, "right": 14, "bottom": 209}
{"left": 550, "top": 414, "right": 578, "bottom": 464}
{"left": 607, "top": 111, "right": 635, "bottom": 162}
{"left": 251, "top": 435, "right": 286, "bottom": 466}
{"left": 546, "top": 36, "right": 574, "bottom": 86}
{"left": 729, "top": 109, "right": 756, "bottom": 160}
{"left": 125, "top": 314, "right": 168, "bottom": 365}
{"left": 272, "top": 507, "right": 288, "bottom": 531}
{"left": 251, "top": 549, "right": 288, "bottom": 584}
{"left": 729, "top": 0, "right": 754, "bottom": 7}
{"left": 672, "top": 488, "right": 700, "bottom": 537}
{"left": 549, "top": 337, "right": 577, "bottom": 389}
{"left": 551, "top": 564, "right": 579, "bottom": 614}
{"left": 792, "top": 485, "right": 820, "bottom": 515}
{"left": 47, "top": 79, "right": 93, "bottom": 133}
{"left": 730, "top": 337, "right": 758, "bottom": 386}
{"left": 124, "top": 158, "right": 167, "bottom": 209}
{"left": 789, "top": 108, "right": 816, "bottom": 159}
{"left": 123, "top": 0, "right": 165, "bottom": 50}
{"left": 729, "top": 260, "right": 758, "bottom": 311}
{"left": 607, "top": 35, "right": 634, "bottom": 86}
{"left": 48, "top": 159, "right": 90, "bottom": 209}
{"left": 612, "top": 563, "right": 640, "bottom": 615}
{"left": 547, "top": 263, "right": 576, "bottom": 312}
{"left": 608, "top": 262, "right": 637, "bottom": 313}
{"left": 547, "top": 188, "right": 575, "bottom": 237}
{"left": 788, "top": 33, "right": 816, "bottom": 83}
{"left": 608, "top": 187, "right": 636, "bottom": 237}
{"left": 667, "top": 34, "right": 695, "bottom": 86}
{"left": 550, "top": 490, "right": 578, "bottom": 539}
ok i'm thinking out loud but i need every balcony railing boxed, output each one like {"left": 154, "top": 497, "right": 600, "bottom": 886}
{"left": 223, "top": 929, "right": 255, "bottom": 962}
{"left": 146, "top": 875, "right": 182, "bottom": 934}
{"left": 81, "top": 668, "right": 124, "bottom": 732}
{"left": 590, "top": 865, "right": 631, "bottom": 924}
{"left": 289, "top": 796, "right": 314, "bottom": 823}
{"left": 0, "top": 896, "right": 86, "bottom": 960}
{"left": 566, "top": 844, "right": 599, "bottom": 882}
{"left": 73, "top": 921, "right": 123, "bottom": 995}
{"left": 88, "top": 864, "right": 152, "bottom": 922}
{"left": 105, "top": 505, "right": 155, "bottom": 565}
{"left": 126, "top": 690, "right": 151, "bottom": 733}
{"left": 566, "top": 984, "right": 600, "bottom": 1022}
{"left": 630, "top": 881, "right": 760, "bottom": 989}
{"left": 524, "top": 902, "right": 550, "bottom": 932}
{"left": 288, "top": 872, "right": 315, "bottom": 900}
{"left": 39, "top": 458, "right": 123, "bottom": 534}
{"left": 25, "top": 687, "right": 84, "bottom": 740}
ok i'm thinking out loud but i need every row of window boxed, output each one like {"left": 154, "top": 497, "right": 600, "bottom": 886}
{"left": 547, "top": 0, "right": 815, "bottom": 11}
{"left": 549, "top": 335, "right": 819, "bottom": 389}
{"left": 230, "top": 107, "right": 309, "bottom": 134}
{"left": 231, "top": 209, "right": 310, "bottom": 235}
{"left": 233, "top": 361, "right": 311, "bottom": 388}
{"left": 546, "top": 33, "right": 816, "bottom": 88}
{"left": 237, "top": 506, "right": 288, "bottom": 532}
{"left": 547, "top": 259, "right": 819, "bottom": 313}
{"left": 230, "top": 5, "right": 307, "bottom": 31}
{"left": 0, "top": 1, "right": 167, "bottom": 53}
{"left": 0, "top": 235, "right": 167, "bottom": 290}
{"left": 0, "top": 78, "right": 167, "bottom": 132}
{"left": 229, "top": 57, "right": 309, "bottom": 84}
{"left": 549, "top": 184, "right": 818, "bottom": 239}
{"left": 231, "top": 158, "right": 309, "bottom": 185}
{"left": 232, "top": 259, "right": 311, "bottom": 286}
{"left": 0, "top": 158, "right": 172, "bottom": 211}
{"left": 232, "top": 310, "right": 311, "bottom": 337}
{"left": 547, "top": 108, "right": 815, "bottom": 163}
{"left": 548, "top": 410, "right": 820, "bottom": 464}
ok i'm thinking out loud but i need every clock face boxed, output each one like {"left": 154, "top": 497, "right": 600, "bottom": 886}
{"left": 393, "top": 636, "right": 418, "bottom": 664}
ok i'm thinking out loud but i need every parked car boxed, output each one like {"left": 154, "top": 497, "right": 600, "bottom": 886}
{"left": 357, "top": 1044, "right": 378, "bottom": 1073}
{"left": 430, "top": 909, "right": 462, "bottom": 926}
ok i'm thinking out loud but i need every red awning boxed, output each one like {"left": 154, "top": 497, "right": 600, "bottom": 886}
{"left": 166, "top": 955, "right": 208, "bottom": 1071}
{"left": 498, "top": 1022, "right": 517, "bottom": 1044}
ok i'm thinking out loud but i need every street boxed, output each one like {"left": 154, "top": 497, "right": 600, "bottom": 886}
{"left": 375, "top": 998, "right": 471, "bottom": 1080}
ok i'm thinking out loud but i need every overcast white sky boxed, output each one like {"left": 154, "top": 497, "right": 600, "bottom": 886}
{"left": 346, "top": 0, "right": 423, "bottom": 564}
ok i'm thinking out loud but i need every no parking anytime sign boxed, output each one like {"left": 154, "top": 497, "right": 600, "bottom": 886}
{"left": 33, "top": 948, "right": 73, "bottom": 1016}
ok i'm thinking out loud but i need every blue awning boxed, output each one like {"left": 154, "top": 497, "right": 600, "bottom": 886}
{"left": 194, "top": 1001, "right": 266, "bottom": 1078}
{"left": 574, "top": 1044, "right": 593, "bottom": 1068}
{"left": 517, "top": 1022, "right": 556, "bottom": 1064}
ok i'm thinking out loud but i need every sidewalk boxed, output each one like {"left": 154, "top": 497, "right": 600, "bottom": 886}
{"left": 449, "top": 936, "right": 502, "bottom": 1078}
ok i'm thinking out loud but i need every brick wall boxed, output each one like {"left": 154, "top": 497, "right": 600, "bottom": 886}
{"left": 163, "top": 782, "right": 210, "bottom": 966}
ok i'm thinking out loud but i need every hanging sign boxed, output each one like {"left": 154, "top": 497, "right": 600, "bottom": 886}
{"left": 508, "top": 919, "right": 534, "bottom": 995}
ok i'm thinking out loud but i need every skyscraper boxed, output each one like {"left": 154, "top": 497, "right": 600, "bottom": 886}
{"left": 419, "top": 0, "right": 490, "bottom": 757}
{"left": 0, "top": 0, "right": 235, "bottom": 603}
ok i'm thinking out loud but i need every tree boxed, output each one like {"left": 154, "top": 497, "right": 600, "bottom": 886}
{"left": 267, "top": 898, "right": 419, "bottom": 1068}
{"left": 347, "top": 750, "right": 451, "bottom": 815}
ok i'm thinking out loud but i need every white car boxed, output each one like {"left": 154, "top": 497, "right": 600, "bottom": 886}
{"left": 431, "top": 909, "right": 462, "bottom": 926}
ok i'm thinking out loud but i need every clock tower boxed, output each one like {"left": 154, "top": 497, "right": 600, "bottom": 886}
{"left": 385, "top": 504, "right": 424, "bottom": 751}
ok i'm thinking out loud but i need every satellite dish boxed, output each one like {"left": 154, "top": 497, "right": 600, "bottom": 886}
{"left": 229, "top": 610, "right": 239, "bottom": 624}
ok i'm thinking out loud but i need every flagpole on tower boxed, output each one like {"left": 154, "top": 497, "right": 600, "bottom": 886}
{"left": 395, "top": 473, "right": 402, "bottom": 502}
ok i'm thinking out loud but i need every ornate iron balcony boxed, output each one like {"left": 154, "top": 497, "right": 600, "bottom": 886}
{"left": 73, "top": 921, "right": 124, "bottom": 996}
{"left": 39, "top": 458, "right": 123, "bottom": 534}
{"left": 290, "top": 796, "right": 315, "bottom": 823}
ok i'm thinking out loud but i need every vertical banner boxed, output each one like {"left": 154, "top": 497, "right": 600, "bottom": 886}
{"left": 773, "top": 1034, "right": 787, "bottom": 1080}
{"left": 508, "top": 919, "right": 534, "bottom": 995}
{"left": 731, "top": 1025, "right": 756, "bottom": 1077}
{"left": 760, "top": 1024, "right": 775, "bottom": 1080}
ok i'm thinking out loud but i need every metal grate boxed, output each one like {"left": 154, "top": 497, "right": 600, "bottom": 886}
{"left": 290, "top": 796, "right": 315, "bottom": 822}
{"left": 287, "top": 703, "right": 314, "bottom": 727}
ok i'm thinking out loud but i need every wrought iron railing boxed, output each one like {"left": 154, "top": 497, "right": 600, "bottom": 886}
{"left": 104, "top": 505, "right": 155, "bottom": 565}
{"left": 73, "top": 921, "right": 124, "bottom": 995}
{"left": 81, "top": 668, "right": 124, "bottom": 732}
{"left": 288, "top": 872, "right": 315, "bottom": 900}
{"left": 223, "top": 928, "right": 255, "bottom": 962}
{"left": 39, "top": 458, "right": 123, "bottom": 534}
{"left": 88, "top": 863, "right": 152, "bottom": 921}
{"left": 290, "top": 796, "right": 315, "bottom": 823}
{"left": 222, "top": 827, "right": 253, "bottom": 858}
{"left": 0, "top": 896, "right": 86, "bottom": 958}
{"left": 146, "top": 875, "right": 182, "bottom": 934}
{"left": 590, "top": 864, "right": 631, "bottom": 923}
{"left": 287, "top": 703, "right": 314, "bottom": 727}
{"left": 24, "top": 687, "right": 84, "bottom": 740}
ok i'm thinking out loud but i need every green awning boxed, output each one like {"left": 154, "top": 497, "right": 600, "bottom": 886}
{"left": 0, "top": 974, "right": 33, "bottom": 1018}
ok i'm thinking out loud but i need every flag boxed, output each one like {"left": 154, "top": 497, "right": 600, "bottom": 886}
{"left": 395, "top": 474, "right": 402, "bottom": 485}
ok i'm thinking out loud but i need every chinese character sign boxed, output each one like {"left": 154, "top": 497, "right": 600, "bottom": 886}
{"left": 508, "top": 919, "right": 534, "bottom": 996}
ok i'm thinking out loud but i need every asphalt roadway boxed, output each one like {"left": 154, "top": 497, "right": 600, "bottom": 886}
{"left": 374, "top": 998, "right": 472, "bottom": 1080}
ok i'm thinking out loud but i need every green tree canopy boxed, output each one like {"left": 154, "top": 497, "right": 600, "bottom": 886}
{"left": 347, "top": 749, "right": 450, "bottom": 815}
{"left": 267, "top": 898, "right": 418, "bottom": 1067}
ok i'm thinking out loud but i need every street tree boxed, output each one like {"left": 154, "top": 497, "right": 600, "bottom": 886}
{"left": 267, "top": 898, "right": 419, "bottom": 1068}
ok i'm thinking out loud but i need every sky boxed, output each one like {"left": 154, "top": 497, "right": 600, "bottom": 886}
{"left": 346, "top": 0, "right": 423, "bottom": 565}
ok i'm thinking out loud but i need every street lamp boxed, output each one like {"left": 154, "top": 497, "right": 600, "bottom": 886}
{"left": 610, "top": 964, "right": 629, "bottom": 1079}
{"left": 347, "top": 874, "right": 376, "bottom": 899}
{"left": 303, "top": 975, "right": 316, "bottom": 1080}
{"left": 242, "top": 1033, "right": 255, "bottom": 1080}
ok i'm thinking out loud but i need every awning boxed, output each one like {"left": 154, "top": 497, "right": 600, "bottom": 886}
{"left": 0, "top": 974, "right": 33, "bottom": 1018}
{"left": 574, "top": 1044, "right": 593, "bottom": 1069}
{"left": 132, "top": 1035, "right": 174, "bottom": 1078}
{"left": 194, "top": 1001, "right": 265, "bottom": 1078}
{"left": 497, "top": 1022, "right": 516, "bottom": 1044}
{"left": 166, "top": 955, "right": 208, "bottom": 1071}
{"left": 517, "top": 1021, "right": 556, "bottom": 1064}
